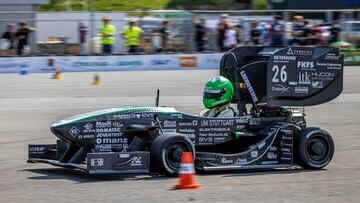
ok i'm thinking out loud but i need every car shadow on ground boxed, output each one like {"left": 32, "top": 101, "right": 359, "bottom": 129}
{"left": 22, "top": 167, "right": 325, "bottom": 184}
{"left": 200, "top": 168, "right": 327, "bottom": 178}
{"left": 22, "top": 168, "right": 174, "bottom": 184}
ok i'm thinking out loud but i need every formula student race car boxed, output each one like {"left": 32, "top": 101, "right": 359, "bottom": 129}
{"left": 28, "top": 46, "right": 343, "bottom": 176}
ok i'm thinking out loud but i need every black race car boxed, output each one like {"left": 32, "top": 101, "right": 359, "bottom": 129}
{"left": 28, "top": 46, "right": 343, "bottom": 176}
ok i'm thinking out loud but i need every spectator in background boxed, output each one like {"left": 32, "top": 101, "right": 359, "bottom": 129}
{"left": 291, "top": 15, "right": 305, "bottom": 45}
{"left": 78, "top": 22, "right": 87, "bottom": 54}
{"left": 225, "top": 23, "right": 237, "bottom": 50}
{"left": 329, "top": 21, "right": 341, "bottom": 44}
{"left": 234, "top": 25, "right": 243, "bottom": 45}
{"left": 1, "top": 23, "right": 15, "bottom": 55}
{"left": 15, "top": 21, "right": 35, "bottom": 55}
{"left": 194, "top": 19, "right": 207, "bottom": 52}
{"left": 269, "top": 16, "right": 284, "bottom": 46}
{"left": 121, "top": 19, "right": 144, "bottom": 54}
{"left": 303, "top": 20, "right": 317, "bottom": 45}
{"left": 250, "top": 21, "right": 261, "bottom": 45}
{"left": 160, "top": 21, "right": 172, "bottom": 52}
{"left": 98, "top": 16, "right": 116, "bottom": 55}
{"left": 313, "top": 24, "right": 324, "bottom": 45}
{"left": 217, "top": 13, "right": 229, "bottom": 52}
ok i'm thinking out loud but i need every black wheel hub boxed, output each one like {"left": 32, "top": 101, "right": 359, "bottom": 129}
{"left": 165, "top": 141, "right": 191, "bottom": 171}
{"left": 311, "top": 142, "right": 325, "bottom": 155}
{"left": 172, "top": 148, "right": 184, "bottom": 162}
{"left": 307, "top": 136, "right": 329, "bottom": 162}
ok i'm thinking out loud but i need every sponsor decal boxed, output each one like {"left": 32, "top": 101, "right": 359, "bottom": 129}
{"left": 297, "top": 61, "right": 314, "bottom": 69}
{"left": 73, "top": 61, "right": 107, "bottom": 66}
{"left": 287, "top": 48, "right": 312, "bottom": 56}
{"left": 112, "top": 122, "right": 123, "bottom": 128}
{"left": 131, "top": 156, "right": 142, "bottom": 166}
{"left": 113, "top": 114, "right": 131, "bottom": 119}
{"left": 178, "top": 120, "right": 198, "bottom": 127}
{"left": 83, "top": 123, "right": 95, "bottom": 133}
{"left": 179, "top": 56, "right": 197, "bottom": 67}
{"left": 325, "top": 53, "right": 340, "bottom": 60}
{"left": 90, "top": 158, "right": 104, "bottom": 167}
{"left": 281, "top": 148, "right": 291, "bottom": 152}
{"left": 69, "top": 126, "right": 80, "bottom": 137}
{"left": 311, "top": 72, "right": 335, "bottom": 80}
{"left": 29, "top": 146, "right": 45, "bottom": 152}
{"left": 261, "top": 160, "right": 279, "bottom": 164}
{"left": 96, "top": 128, "right": 121, "bottom": 133}
{"left": 295, "top": 87, "right": 309, "bottom": 94}
{"left": 162, "top": 129, "right": 177, "bottom": 133}
{"left": 267, "top": 152, "right": 278, "bottom": 159}
{"left": 316, "top": 62, "right": 342, "bottom": 70}
{"left": 249, "top": 118, "right": 261, "bottom": 125}
{"left": 116, "top": 60, "right": 142, "bottom": 66}
{"left": 269, "top": 146, "right": 277, "bottom": 151}
{"left": 96, "top": 121, "right": 111, "bottom": 128}
{"left": 312, "top": 81, "right": 323, "bottom": 88}
{"left": 178, "top": 128, "right": 195, "bottom": 133}
{"left": 272, "top": 84, "right": 291, "bottom": 93}
{"left": 235, "top": 158, "right": 247, "bottom": 165}
{"left": 257, "top": 141, "right": 266, "bottom": 149}
{"left": 273, "top": 55, "right": 296, "bottom": 61}
{"left": 170, "top": 114, "right": 183, "bottom": 119}
{"left": 96, "top": 137, "right": 128, "bottom": 144}
{"left": 199, "top": 137, "right": 213, "bottom": 143}
{"left": 200, "top": 119, "right": 234, "bottom": 127}
{"left": 221, "top": 157, "right": 234, "bottom": 164}
{"left": 298, "top": 72, "right": 311, "bottom": 84}
{"left": 206, "top": 58, "right": 220, "bottom": 64}
{"left": 119, "top": 153, "right": 130, "bottom": 158}
{"left": 163, "top": 120, "right": 176, "bottom": 128}
{"left": 251, "top": 151, "right": 258, "bottom": 159}
{"left": 240, "top": 70, "right": 258, "bottom": 102}
{"left": 151, "top": 59, "right": 170, "bottom": 65}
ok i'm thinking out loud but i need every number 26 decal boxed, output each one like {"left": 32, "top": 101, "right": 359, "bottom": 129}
{"left": 272, "top": 65, "right": 287, "bottom": 83}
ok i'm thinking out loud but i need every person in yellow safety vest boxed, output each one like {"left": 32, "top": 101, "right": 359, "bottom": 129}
{"left": 120, "top": 19, "right": 144, "bottom": 54}
{"left": 98, "top": 16, "right": 116, "bottom": 55}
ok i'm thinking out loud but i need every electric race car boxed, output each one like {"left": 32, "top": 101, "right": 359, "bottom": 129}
{"left": 28, "top": 46, "right": 343, "bottom": 176}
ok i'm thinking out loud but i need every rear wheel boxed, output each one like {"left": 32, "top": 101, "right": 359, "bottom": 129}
{"left": 150, "top": 133, "right": 195, "bottom": 176}
{"left": 295, "top": 127, "right": 335, "bottom": 169}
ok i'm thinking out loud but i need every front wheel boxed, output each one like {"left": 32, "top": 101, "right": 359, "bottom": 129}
{"left": 295, "top": 127, "right": 335, "bottom": 169}
{"left": 150, "top": 133, "right": 195, "bottom": 176}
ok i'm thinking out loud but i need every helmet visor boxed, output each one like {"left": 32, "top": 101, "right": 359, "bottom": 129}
{"left": 203, "top": 88, "right": 225, "bottom": 100}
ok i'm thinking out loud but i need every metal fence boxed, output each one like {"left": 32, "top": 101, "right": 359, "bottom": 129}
{"left": 0, "top": 9, "right": 360, "bottom": 56}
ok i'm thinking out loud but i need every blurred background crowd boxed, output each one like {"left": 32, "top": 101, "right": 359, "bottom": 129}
{"left": 0, "top": 0, "right": 359, "bottom": 56}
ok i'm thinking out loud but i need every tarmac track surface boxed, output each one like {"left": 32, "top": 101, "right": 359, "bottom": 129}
{"left": 0, "top": 68, "right": 359, "bottom": 203}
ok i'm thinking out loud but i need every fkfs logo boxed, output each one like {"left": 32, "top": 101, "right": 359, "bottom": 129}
{"left": 179, "top": 56, "right": 197, "bottom": 67}
{"left": 151, "top": 59, "right": 170, "bottom": 65}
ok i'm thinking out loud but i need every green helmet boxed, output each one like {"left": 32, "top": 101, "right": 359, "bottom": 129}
{"left": 203, "top": 76, "right": 234, "bottom": 109}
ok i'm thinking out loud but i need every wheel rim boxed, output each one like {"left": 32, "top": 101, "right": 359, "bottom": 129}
{"left": 164, "top": 140, "right": 191, "bottom": 171}
{"left": 306, "top": 135, "right": 331, "bottom": 164}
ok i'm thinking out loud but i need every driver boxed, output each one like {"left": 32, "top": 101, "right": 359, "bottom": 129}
{"left": 200, "top": 76, "right": 237, "bottom": 117}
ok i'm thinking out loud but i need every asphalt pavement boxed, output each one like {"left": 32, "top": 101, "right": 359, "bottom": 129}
{"left": 0, "top": 68, "right": 359, "bottom": 202}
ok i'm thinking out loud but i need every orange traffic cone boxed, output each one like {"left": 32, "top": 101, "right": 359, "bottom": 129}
{"left": 173, "top": 152, "right": 201, "bottom": 190}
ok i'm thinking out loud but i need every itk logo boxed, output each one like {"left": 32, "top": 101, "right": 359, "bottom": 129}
{"left": 298, "top": 72, "right": 311, "bottom": 84}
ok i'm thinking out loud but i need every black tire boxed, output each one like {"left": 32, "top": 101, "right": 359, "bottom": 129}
{"left": 294, "top": 127, "right": 335, "bottom": 169}
{"left": 150, "top": 133, "right": 195, "bottom": 176}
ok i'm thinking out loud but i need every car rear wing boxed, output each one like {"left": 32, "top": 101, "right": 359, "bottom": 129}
{"left": 220, "top": 46, "right": 343, "bottom": 109}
